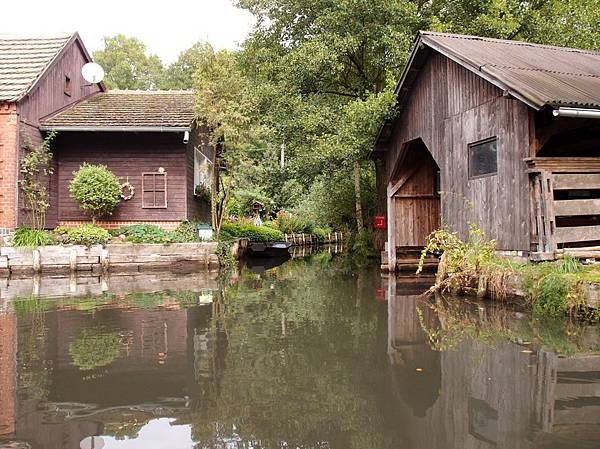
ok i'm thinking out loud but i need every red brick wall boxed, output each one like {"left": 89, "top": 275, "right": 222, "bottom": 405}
{"left": 0, "top": 103, "right": 18, "bottom": 231}
{"left": 58, "top": 220, "right": 181, "bottom": 231}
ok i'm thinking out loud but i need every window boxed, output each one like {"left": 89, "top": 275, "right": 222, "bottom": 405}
{"left": 142, "top": 172, "right": 167, "bottom": 208}
{"left": 64, "top": 75, "right": 71, "bottom": 96}
{"left": 469, "top": 137, "right": 497, "bottom": 178}
{"left": 193, "top": 146, "right": 211, "bottom": 192}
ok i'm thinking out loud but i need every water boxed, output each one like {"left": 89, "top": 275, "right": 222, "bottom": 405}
{"left": 1, "top": 252, "right": 600, "bottom": 449}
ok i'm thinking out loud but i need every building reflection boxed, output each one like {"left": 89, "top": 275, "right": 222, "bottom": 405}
{"left": 0, "top": 311, "right": 16, "bottom": 439}
{"left": 4, "top": 292, "right": 226, "bottom": 449}
{"left": 386, "top": 278, "right": 600, "bottom": 449}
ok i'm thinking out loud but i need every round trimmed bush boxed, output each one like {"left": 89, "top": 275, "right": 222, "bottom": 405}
{"left": 69, "top": 163, "right": 121, "bottom": 222}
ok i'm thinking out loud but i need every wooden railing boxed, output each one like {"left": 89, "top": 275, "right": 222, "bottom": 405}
{"left": 529, "top": 158, "right": 600, "bottom": 258}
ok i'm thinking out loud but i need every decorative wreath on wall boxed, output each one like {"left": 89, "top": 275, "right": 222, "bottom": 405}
{"left": 120, "top": 181, "right": 135, "bottom": 200}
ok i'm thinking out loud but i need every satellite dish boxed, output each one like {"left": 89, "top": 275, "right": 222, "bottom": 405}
{"left": 81, "top": 62, "right": 105, "bottom": 84}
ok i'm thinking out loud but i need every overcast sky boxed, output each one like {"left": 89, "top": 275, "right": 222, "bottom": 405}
{"left": 2, "top": 0, "right": 256, "bottom": 64}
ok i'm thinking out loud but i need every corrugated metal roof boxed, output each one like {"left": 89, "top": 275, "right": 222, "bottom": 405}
{"left": 420, "top": 32, "right": 600, "bottom": 109}
{"left": 0, "top": 33, "right": 73, "bottom": 102}
{"left": 40, "top": 90, "right": 196, "bottom": 130}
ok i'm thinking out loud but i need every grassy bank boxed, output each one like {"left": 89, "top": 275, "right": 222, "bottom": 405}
{"left": 418, "top": 225, "right": 600, "bottom": 319}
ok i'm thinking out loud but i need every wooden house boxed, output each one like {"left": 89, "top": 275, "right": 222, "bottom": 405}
{"left": 0, "top": 33, "right": 215, "bottom": 232}
{"left": 373, "top": 32, "right": 600, "bottom": 270}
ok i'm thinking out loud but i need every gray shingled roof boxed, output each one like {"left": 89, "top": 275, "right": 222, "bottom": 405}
{"left": 40, "top": 90, "right": 196, "bottom": 130}
{"left": 0, "top": 33, "right": 73, "bottom": 102}
{"left": 419, "top": 32, "right": 600, "bottom": 109}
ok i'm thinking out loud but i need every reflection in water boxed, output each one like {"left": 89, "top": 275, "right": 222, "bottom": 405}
{"left": 0, "top": 253, "right": 599, "bottom": 449}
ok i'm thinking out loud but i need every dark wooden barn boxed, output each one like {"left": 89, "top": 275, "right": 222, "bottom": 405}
{"left": 40, "top": 90, "right": 215, "bottom": 229}
{"left": 0, "top": 33, "right": 103, "bottom": 233}
{"left": 373, "top": 32, "right": 600, "bottom": 270}
{"left": 0, "top": 33, "right": 215, "bottom": 232}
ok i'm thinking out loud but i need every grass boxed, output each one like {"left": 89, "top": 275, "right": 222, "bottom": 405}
{"left": 420, "top": 225, "right": 597, "bottom": 318}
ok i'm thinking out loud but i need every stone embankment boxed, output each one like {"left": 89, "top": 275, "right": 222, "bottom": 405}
{"left": 0, "top": 242, "right": 220, "bottom": 276}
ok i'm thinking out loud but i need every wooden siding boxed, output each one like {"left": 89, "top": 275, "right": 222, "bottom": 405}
{"left": 185, "top": 124, "right": 213, "bottom": 222}
{"left": 16, "top": 38, "right": 101, "bottom": 228}
{"left": 55, "top": 132, "right": 188, "bottom": 222}
{"left": 393, "top": 144, "right": 440, "bottom": 247}
{"left": 385, "top": 52, "right": 531, "bottom": 251}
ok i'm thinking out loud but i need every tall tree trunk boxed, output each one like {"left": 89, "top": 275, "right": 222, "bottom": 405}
{"left": 373, "top": 157, "right": 387, "bottom": 252}
{"left": 353, "top": 160, "right": 364, "bottom": 232}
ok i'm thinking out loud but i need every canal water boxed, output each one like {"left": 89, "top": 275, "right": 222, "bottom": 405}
{"left": 0, "top": 251, "right": 599, "bottom": 449}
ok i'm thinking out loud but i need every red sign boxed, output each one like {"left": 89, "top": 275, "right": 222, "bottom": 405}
{"left": 373, "top": 215, "right": 386, "bottom": 229}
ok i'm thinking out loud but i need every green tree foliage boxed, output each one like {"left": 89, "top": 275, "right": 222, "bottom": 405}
{"left": 69, "top": 163, "right": 121, "bottom": 222}
{"left": 93, "top": 35, "right": 165, "bottom": 89}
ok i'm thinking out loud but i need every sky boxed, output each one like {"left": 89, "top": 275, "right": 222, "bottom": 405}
{"left": 1, "top": 0, "right": 256, "bottom": 64}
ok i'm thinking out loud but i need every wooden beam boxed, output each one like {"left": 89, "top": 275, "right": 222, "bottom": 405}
{"left": 554, "top": 199, "right": 600, "bottom": 216}
{"left": 555, "top": 225, "right": 600, "bottom": 244}
{"left": 389, "top": 165, "right": 419, "bottom": 197}
{"left": 553, "top": 173, "right": 600, "bottom": 190}
{"left": 387, "top": 183, "right": 397, "bottom": 272}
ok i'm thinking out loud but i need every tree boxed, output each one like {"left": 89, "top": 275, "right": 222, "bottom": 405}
{"left": 93, "top": 34, "right": 165, "bottom": 89}
{"left": 69, "top": 163, "right": 121, "bottom": 223}
{"left": 163, "top": 42, "right": 213, "bottom": 90}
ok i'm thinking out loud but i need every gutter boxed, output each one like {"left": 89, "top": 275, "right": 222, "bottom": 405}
{"left": 552, "top": 107, "right": 600, "bottom": 119}
{"left": 39, "top": 126, "right": 191, "bottom": 132}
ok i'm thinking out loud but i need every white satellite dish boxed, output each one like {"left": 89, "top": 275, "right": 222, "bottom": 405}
{"left": 81, "top": 62, "right": 105, "bottom": 84}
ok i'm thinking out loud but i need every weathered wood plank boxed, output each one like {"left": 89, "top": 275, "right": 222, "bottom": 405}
{"left": 554, "top": 199, "right": 600, "bottom": 216}
{"left": 553, "top": 174, "right": 600, "bottom": 190}
{"left": 554, "top": 225, "right": 600, "bottom": 243}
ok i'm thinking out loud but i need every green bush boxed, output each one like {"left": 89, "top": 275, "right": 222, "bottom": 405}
{"left": 110, "top": 224, "right": 176, "bottom": 244}
{"left": 12, "top": 226, "right": 55, "bottom": 247}
{"left": 221, "top": 222, "right": 284, "bottom": 242}
{"left": 312, "top": 226, "right": 332, "bottom": 242}
{"left": 272, "top": 211, "right": 314, "bottom": 234}
{"left": 55, "top": 224, "right": 111, "bottom": 246}
{"left": 69, "top": 163, "right": 121, "bottom": 221}
{"left": 174, "top": 220, "right": 201, "bottom": 242}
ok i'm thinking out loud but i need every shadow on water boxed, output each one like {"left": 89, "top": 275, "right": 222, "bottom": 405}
{"left": 0, "top": 250, "right": 599, "bottom": 449}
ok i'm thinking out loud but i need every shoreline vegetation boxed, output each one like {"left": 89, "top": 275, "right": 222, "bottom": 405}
{"left": 418, "top": 225, "right": 600, "bottom": 319}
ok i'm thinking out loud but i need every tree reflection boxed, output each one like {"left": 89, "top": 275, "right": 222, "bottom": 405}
{"left": 190, "top": 255, "right": 392, "bottom": 449}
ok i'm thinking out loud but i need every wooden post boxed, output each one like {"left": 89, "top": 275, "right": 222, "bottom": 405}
{"left": 69, "top": 248, "right": 77, "bottom": 272}
{"left": 387, "top": 183, "right": 397, "bottom": 272}
{"left": 32, "top": 249, "right": 41, "bottom": 273}
{"left": 540, "top": 171, "right": 556, "bottom": 254}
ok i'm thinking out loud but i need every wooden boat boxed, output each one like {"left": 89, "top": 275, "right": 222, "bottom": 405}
{"left": 246, "top": 241, "right": 292, "bottom": 258}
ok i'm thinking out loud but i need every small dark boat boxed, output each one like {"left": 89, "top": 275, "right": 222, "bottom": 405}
{"left": 246, "top": 241, "right": 292, "bottom": 258}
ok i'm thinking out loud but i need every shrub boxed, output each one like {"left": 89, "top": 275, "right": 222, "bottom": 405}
{"left": 272, "top": 210, "right": 314, "bottom": 234}
{"left": 110, "top": 224, "right": 176, "bottom": 244}
{"left": 55, "top": 224, "right": 111, "bottom": 246}
{"left": 312, "top": 226, "right": 332, "bottom": 242}
{"left": 12, "top": 226, "right": 55, "bottom": 247}
{"left": 174, "top": 220, "right": 201, "bottom": 242}
{"left": 220, "top": 222, "right": 284, "bottom": 242}
{"left": 69, "top": 163, "right": 121, "bottom": 222}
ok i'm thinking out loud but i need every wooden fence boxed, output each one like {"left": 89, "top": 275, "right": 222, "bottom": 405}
{"left": 283, "top": 232, "right": 344, "bottom": 246}
{"left": 528, "top": 157, "right": 600, "bottom": 259}
{"left": 0, "top": 242, "right": 219, "bottom": 276}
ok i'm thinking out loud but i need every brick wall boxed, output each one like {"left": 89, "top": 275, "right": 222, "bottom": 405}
{"left": 0, "top": 103, "right": 18, "bottom": 232}
{"left": 58, "top": 220, "right": 181, "bottom": 231}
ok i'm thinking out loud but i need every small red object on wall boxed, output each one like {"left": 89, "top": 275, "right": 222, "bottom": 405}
{"left": 373, "top": 215, "right": 386, "bottom": 229}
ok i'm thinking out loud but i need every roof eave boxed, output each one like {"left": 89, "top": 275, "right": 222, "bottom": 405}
{"left": 40, "top": 125, "right": 191, "bottom": 132}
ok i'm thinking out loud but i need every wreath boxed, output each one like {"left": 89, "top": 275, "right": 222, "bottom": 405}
{"left": 120, "top": 181, "right": 135, "bottom": 200}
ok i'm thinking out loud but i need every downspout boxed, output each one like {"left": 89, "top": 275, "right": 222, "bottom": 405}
{"left": 552, "top": 107, "right": 600, "bottom": 119}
